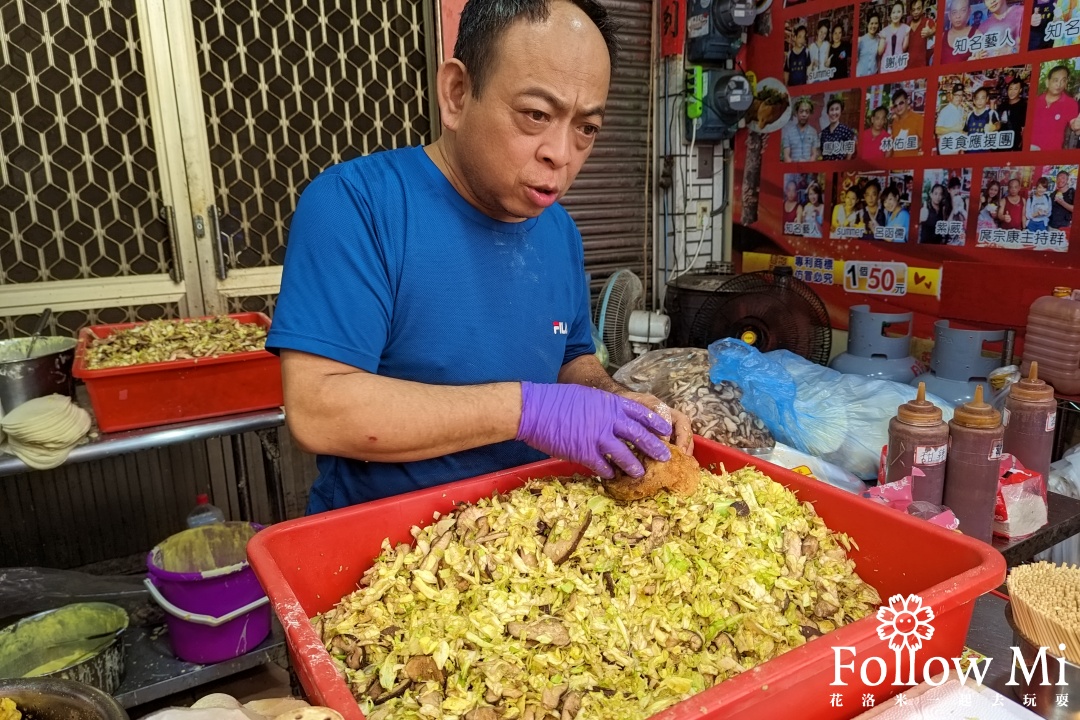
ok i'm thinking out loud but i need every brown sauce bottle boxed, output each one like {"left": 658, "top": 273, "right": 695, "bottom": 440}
{"left": 886, "top": 382, "right": 950, "bottom": 505}
{"left": 1003, "top": 361, "right": 1057, "bottom": 484}
{"left": 943, "top": 385, "right": 1004, "bottom": 544}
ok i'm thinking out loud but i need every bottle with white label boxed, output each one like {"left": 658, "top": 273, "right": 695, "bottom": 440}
{"left": 943, "top": 385, "right": 1004, "bottom": 544}
{"left": 886, "top": 382, "right": 950, "bottom": 505}
{"left": 1003, "top": 361, "right": 1057, "bottom": 483}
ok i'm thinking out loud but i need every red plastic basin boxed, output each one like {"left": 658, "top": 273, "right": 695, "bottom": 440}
{"left": 247, "top": 437, "right": 1005, "bottom": 720}
{"left": 72, "top": 312, "right": 282, "bottom": 433}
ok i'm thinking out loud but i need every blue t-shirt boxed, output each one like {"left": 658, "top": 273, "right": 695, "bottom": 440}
{"left": 267, "top": 146, "right": 595, "bottom": 512}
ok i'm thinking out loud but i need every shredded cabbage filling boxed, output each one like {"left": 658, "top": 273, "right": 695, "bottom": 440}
{"left": 314, "top": 466, "right": 881, "bottom": 720}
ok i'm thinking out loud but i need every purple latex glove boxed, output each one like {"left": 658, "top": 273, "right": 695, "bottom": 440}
{"left": 516, "top": 381, "right": 673, "bottom": 479}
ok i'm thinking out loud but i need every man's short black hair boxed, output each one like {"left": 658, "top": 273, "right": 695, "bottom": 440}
{"left": 864, "top": 178, "right": 882, "bottom": 194}
{"left": 892, "top": 87, "right": 909, "bottom": 103}
{"left": 454, "top": 0, "right": 620, "bottom": 98}
{"left": 948, "top": 176, "right": 962, "bottom": 189}
{"left": 1049, "top": 64, "right": 1071, "bottom": 81}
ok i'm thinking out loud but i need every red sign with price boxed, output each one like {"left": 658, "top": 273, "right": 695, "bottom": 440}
{"left": 844, "top": 261, "right": 908, "bottom": 297}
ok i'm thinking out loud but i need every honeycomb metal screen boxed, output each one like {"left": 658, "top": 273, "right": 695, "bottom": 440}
{"left": 191, "top": 0, "right": 433, "bottom": 270}
{"left": 0, "top": 0, "right": 169, "bottom": 286}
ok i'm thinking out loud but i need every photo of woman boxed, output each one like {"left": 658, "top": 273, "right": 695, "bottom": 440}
{"left": 880, "top": 1, "right": 912, "bottom": 71}
{"left": 831, "top": 187, "right": 865, "bottom": 237}
{"left": 977, "top": 180, "right": 1002, "bottom": 231}
{"left": 828, "top": 24, "right": 852, "bottom": 80}
{"left": 919, "top": 183, "right": 953, "bottom": 243}
{"left": 882, "top": 185, "right": 911, "bottom": 241}
{"left": 804, "top": 182, "right": 826, "bottom": 237}
{"left": 783, "top": 173, "right": 828, "bottom": 237}
{"left": 858, "top": 13, "right": 885, "bottom": 77}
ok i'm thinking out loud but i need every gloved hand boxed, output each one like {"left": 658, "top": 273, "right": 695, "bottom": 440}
{"left": 516, "top": 381, "right": 672, "bottom": 479}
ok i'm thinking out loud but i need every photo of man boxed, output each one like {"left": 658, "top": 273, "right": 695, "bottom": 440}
{"left": 1029, "top": 0, "right": 1080, "bottom": 48}
{"left": 908, "top": 0, "right": 938, "bottom": 66}
{"left": 941, "top": 0, "right": 975, "bottom": 63}
{"left": 832, "top": 171, "right": 914, "bottom": 241}
{"left": 865, "top": 82, "right": 926, "bottom": 157}
{"left": 785, "top": 24, "right": 811, "bottom": 86}
{"left": 786, "top": 8, "right": 857, "bottom": 84}
{"left": 1031, "top": 62, "right": 1080, "bottom": 151}
{"left": 782, "top": 96, "right": 822, "bottom": 162}
{"left": 934, "top": 67, "right": 1029, "bottom": 154}
{"left": 1049, "top": 167, "right": 1077, "bottom": 232}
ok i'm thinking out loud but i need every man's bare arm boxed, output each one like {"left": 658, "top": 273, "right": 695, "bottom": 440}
{"left": 281, "top": 350, "right": 521, "bottom": 462}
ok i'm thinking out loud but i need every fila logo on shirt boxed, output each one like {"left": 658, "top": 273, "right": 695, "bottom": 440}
{"left": 552, "top": 321, "right": 568, "bottom": 335}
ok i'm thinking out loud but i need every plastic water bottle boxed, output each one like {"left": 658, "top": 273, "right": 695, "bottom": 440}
{"left": 186, "top": 493, "right": 226, "bottom": 528}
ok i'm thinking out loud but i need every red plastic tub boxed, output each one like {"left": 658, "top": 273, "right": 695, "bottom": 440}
{"left": 247, "top": 438, "right": 1005, "bottom": 720}
{"left": 72, "top": 312, "right": 282, "bottom": 432}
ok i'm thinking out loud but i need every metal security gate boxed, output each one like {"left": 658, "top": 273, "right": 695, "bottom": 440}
{"left": 0, "top": 0, "right": 434, "bottom": 568}
{"left": 561, "top": 0, "right": 654, "bottom": 299}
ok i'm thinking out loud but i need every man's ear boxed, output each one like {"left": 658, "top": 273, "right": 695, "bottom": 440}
{"left": 436, "top": 59, "right": 472, "bottom": 132}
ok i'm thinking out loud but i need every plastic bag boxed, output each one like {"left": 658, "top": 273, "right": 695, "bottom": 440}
{"left": 709, "top": 339, "right": 955, "bottom": 480}
{"left": 614, "top": 348, "right": 774, "bottom": 448}
{"left": 743, "top": 442, "right": 866, "bottom": 494}
{"left": 0, "top": 567, "right": 148, "bottom": 622}
{"left": 988, "top": 365, "right": 1022, "bottom": 410}
{"left": 994, "top": 455, "right": 1048, "bottom": 539}
{"left": 862, "top": 478, "right": 961, "bottom": 530}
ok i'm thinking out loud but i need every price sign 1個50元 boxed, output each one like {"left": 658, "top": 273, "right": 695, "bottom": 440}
{"left": 843, "top": 261, "right": 908, "bottom": 297}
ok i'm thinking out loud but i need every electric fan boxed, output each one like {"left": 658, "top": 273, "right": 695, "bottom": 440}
{"left": 592, "top": 269, "right": 670, "bottom": 368}
{"left": 687, "top": 266, "right": 832, "bottom": 364}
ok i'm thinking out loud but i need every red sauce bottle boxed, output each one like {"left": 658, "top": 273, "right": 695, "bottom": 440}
{"left": 1003, "top": 361, "right": 1056, "bottom": 484}
{"left": 886, "top": 382, "right": 950, "bottom": 505}
{"left": 943, "top": 385, "right": 1004, "bottom": 544}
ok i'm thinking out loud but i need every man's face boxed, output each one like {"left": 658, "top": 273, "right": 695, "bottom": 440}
{"left": 949, "top": 0, "right": 969, "bottom": 26}
{"left": 795, "top": 29, "right": 807, "bottom": 47}
{"left": 912, "top": 0, "right": 924, "bottom": 19}
{"left": 1008, "top": 82, "right": 1022, "bottom": 101}
{"left": 892, "top": 96, "right": 908, "bottom": 117}
{"left": 974, "top": 91, "right": 988, "bottom": 109}
{"left": 797, "top": 104, "right": 812, "bottom": 125}
{"left": 447, "top": 3, "right": 610, "bottom": 221}
{"left": 865, "top": 185, "right": 880, "bottom": 207}
{"left": 1048, "top": 69, "right": 1069, "bottom": 97}
{"left": 1058, "top": 172, "right": 1070, "bottom": 189}
{"left": 952, "top": 90, "right": 964, "bottom": 105}
{"left": 872, "top": 109, "right": 887, "bottom": 129}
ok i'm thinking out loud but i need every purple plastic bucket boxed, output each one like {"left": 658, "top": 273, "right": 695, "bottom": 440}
{"left": 145, "top": 522, "right": 270, "bottom": 664}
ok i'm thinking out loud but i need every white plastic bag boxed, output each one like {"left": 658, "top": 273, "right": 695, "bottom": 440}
{"left": 710, "top": 339, "right": 956, "bottom": 480}
{"left": 744, "top": 442, "right": 867, "bottom": 494}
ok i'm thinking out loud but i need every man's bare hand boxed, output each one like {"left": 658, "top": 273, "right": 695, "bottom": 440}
{"left": 616, "top": 390, "right": 694, "bottom": 456}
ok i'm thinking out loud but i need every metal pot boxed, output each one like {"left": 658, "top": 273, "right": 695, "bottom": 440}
{"left": 1006, "top": 602, "right": 1080, "bottom": 720}
{"left": 0, "top": 677, "right": 129, "bottom": 720}
{"left": 0, "top": 337, "right": 77, "bottom": 413}
{"left": 0, "top": 603, "right": 128, "bottom": 696}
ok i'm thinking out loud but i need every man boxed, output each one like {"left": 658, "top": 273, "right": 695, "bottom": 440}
{"left": 963, "top": 87, "right": 998, "bottom": 152}
{"left": 908, "top": 0, "right": 936, "bottom": 67}
{"left": 781, "top": 98, "right": 821, "bottom": 162}
{"left": 1050, "top": 170, "right": 1075, "bottom": 230}
{"left": 890, "top": 87, "right": 924, "bottom": 157}
{"left": 819, "top": 97, "right": 856, "bottom": 160}
{"left": 997, "top": 77, "right": 1027, "bottom": 150}
{"left": 785, "top": 25, "right": 810, "bottom": 86}
{"left": 860, "top": 180, "right": 887, "bottom": 240}
{"left": 1031, "top": 65, "right": 1080, "bottom": 151}
{"left": 934, "top": 83, "right": 968, "bottom": 155}
{"left": 267, "top": 0, "right": 692, "bottom": 513}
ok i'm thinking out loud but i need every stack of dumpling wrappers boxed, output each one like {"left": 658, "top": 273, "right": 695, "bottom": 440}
{"left": 1, "top": 394, "right": 92, "bottom": 469}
